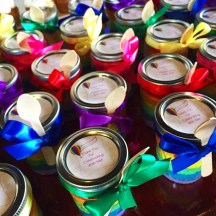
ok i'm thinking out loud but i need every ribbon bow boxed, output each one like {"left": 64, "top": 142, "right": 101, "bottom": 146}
{"left": 160, "top": 128, "right": 216, "bottom": 173}
{"left": 0, "top": 14, "right": 14, "bottom": 41}
{"left": 1, "top": 118, "right": 62, "bottom": 160}
{"left": 159, "top": 22, "right": 211, "bottom": 54}
{"left": 84, "top": 153, "right": 170, "bottom": 216}
{"left": 79, "top": 111, "right": 133, "bottom": 135}
{"left": 48, "top": 69, "right": 72, "bottom": 101}
{"left": 21, "top": 16, "right": 58, "bottom": 32}
{"left": 74, "top": 8, "right": 102, "bottom": 56}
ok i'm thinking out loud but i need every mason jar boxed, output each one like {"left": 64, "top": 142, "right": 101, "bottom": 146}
{"left": 56, "top": 127, "right": 128, "bottom": 216}
{"left": 154, "top": 92, "right": 216, "bottom": 184}
{"left": 145, "top": 19, "right": 189, "bottom": 56}
{"left": 0, "top": 63, "right": 23, "bottom": 112}
{"left": 1, "top": 91, "right": 62, "bottom": 175}
{"left": 137, "top": 53, "right": 193, "bottom": 128}
{"left": 0, "top": 163, "right": 42, "bottom": 216}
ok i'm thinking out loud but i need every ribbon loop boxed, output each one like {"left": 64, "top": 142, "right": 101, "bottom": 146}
{"left": 0, "top": 14, "right": 14, "bottom": 41}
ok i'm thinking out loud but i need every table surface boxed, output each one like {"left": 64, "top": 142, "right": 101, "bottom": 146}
{"left": 1, "top": 17, "right": 216, "bottom": 216}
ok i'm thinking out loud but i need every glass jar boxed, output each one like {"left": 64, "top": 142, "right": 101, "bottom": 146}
{"left": 1, "top": 92, "right": 62, "bottom": 175}
{"left": 196, "top": 8, "right": 216, "bottom": 36}
{"left": 1, "top": 30, "right": 45, "bottom": 82}
{"left": 31, "top": 49, "right": 82, "bottom": 109}
{"left": 0, "top": 163, "right": 42, "bottom": 216}
{"left": 137, "top": 53, "right": 193, "bottom": 128}
{"left": 56, "top": 127, "right": 128, "bottom": 216}
{"left": 154, "top": 92, "right": 216, "bottom": 184}
{"left": 0, "top": 63, "right": 23, "bottom": 112}
{"left": 145, "top": 19, "right": 189, "bottom": 56}
{"left": 70, "top": 71, "right": 131, "bottom": 135}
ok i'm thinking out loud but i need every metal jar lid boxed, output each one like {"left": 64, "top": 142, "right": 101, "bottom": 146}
{"left": 31, "top": 49, "right": 81, "bottom": 81}
{"left": 146, "top": 19, "right": 190, "bottom": 43}
{"left": 0, "top": 163, "right": 32, "bottom": 216}
{"left": 60, "top": 16, "right": 87, "bottom": 38}
{"left": 2, "top": 91, "right": 60, "bottom": 131}
{"left": 196, "top": 7, "right": 216, "bottom": 31}
{"left": 154, "top": 92, "right": 216, "bottom": 142}
{"left": 0, "top": 63, "right": 18, "bottom": 90}
{"left": 1, "top": 30, "right": 44, "bottom": 55}
{"left": 21, "top": 6, "right": 57, "bottom": 23}
{"left": 115, "top": 4, "right": 144, "bottom": 25}
{"left": 68, "top": 0, "right": 93, "bottom": 14}
{"left": 70, "top": 71, "right": 127, "bottom": 113}
{"left": 56, "top": 127, "right": 128, "bottom": 192}
{"left": 138, "top": 53, "right": 193, "bottom": 85}
{"left": 91, "top": 33, "right": 124, "bottom": 62}
{"left": 160, "top": 0, "right": 189, "bottom": 11}
{"left": 199, "top": 36, "right": 216, "bottom": 61}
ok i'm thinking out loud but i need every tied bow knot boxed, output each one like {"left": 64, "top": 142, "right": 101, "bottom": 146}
{"left": 160, "top": 128, "right": 216, "bottom": 173}
{"left": 84, "top": 154, "right": 170, "bottom": 216}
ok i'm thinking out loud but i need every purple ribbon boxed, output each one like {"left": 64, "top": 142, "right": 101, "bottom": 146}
{"left": 0, "top": 79, "right": 23, "bottom": 111}
{"left": 105, "top": 0, "right": 144, "bottom": 10}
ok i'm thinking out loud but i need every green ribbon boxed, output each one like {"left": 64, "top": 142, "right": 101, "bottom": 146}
{"left": 21, "top": 17, "right": 58, "bottom": 33}
{"left": 145, "top": 4, "right": 171, "bottom": 28}
{"left": 84, "top": 154, "right": 170, "bottom": 216}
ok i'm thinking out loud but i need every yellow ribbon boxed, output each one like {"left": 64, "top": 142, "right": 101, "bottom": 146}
{"left": 159, "top": 22, "right": 211, "bottom": 54}
{"left": 0, "top": 14, "right": 14, "bottom": 41}
{"left": 74, "top": 8, "right": 102, "bottom": 56}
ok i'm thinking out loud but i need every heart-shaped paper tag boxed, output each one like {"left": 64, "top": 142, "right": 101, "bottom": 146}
{"left": 187, "top": 0, "right": 196, "bottom": 11}
{"left": 141, "top": 0, "right": 155, "bottom": 24}
{"left": 17, "top": 32, "right": 32, "bottom": 53}
{"left": 120, "top": 28, "right": 135, "bottom": 52}
{"left": 30, "top": 6, "right": 45, "bottom": 23}
{"left": 184, "top": 62, "right": 197, "bottom": 85}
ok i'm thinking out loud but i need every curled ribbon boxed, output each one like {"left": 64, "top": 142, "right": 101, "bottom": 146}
{"left": 79, "top": 111, "right": 133, "bottom": 135}
{"left": 84, "top": 153, "right": 170, "bottom": 216}
{"left": 159, "top": 128, "right": 216, "bottom": 173}
{"left": 21, "top": 16, "right": 58, "bottom": 32}
{"left": 1, "top": 118, "right": 62, "bottom": 160}
{"left": 159, "top": 22, "right": 211, "bottom": 54}
{"left": 0, "top": 14, "right": 14, "bottom": 41}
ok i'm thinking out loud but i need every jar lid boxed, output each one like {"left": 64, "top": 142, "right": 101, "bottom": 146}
{"left": 31, "top": 49, "right": 81, "bottom": 81}
{"left": 138, "top": 53, "right": 192, "bottom": 85}
{"left": 56, "top": 127, "right": 128, "bottom": 192}
{"left": 115, "top": 4, "right": 144, "bottom": 25}
{"left": 0, "top": 63, "right": 18, "bottom": 89}
{"left": 68, "top": 0, "right": 93, "bottom": 14}
{"left": 21, "top": 6, "right": 57, "bottom": 23}
{"left": 196, "top": 7, "right": 216, "bottom": 31}
{"left": 91, "top": 33, "right": 124, "bottom": 62}
{"left": 0, "top": 163, "right": 31, "bottom": 216}
{"left": 70, "top": 71, "right": 127, "bottom": 113}
{"left": 199, "top": 36, "right": 216, "bottom": 61}
{"left": 154, "top": 92, "right": 216, "bottom": 141}
{"left": 160, "top": 0, "right": 189, "bottom": 10}
{"left": 1, "top": 30, "right": 44, "bottom": 55}
{"left": 146, "top": 19, "right": 190, "bottom": 43}
{"left": 2, "top": 91, "right": 60, "bottom": 131}
{"left": 60, "top": 16, "right": 87, "bottom": 37}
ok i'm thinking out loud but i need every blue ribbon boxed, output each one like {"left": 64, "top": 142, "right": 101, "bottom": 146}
{"left": 159, "top": 128, "right": 216, "bottom": 173}
{"left": 1, "top": 114, "right": 62, "bottom": 160}
{"left": 190, "top": 0, "right": 207, "bottom": 16}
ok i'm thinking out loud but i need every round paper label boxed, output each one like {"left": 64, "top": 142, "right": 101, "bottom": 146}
{"left": 65, "top": 18, "right": 85, "bottom": 32}
{"left": 77, "top": 76, "right": 118, "bottom": 104}
{"left": 120, "top": 7, "right": 143, "bottom": 20}
{"left": 146, "top": 58, "right": 186, "bottom": 81}
{"left": 164, "top": 99, "right": 214, "bottom": 134}
{"left": 9, "top": 97, "right": 53, "bottom": 125}
{"left": 0, "top": 68, "right": 11, "bottom": 82}
{"left": 205, "top": 40, "right": 216, "bottom": 58}
{"left": 37, "top": 53, "right": 64, "bottom": 74}
{"left": 96, "top": 37, "right": 122, "bottom": 54}
{"left": 153, "top": 23, "right": 186, "bottom": 39}
{"left": 201, "top": 11, "right": 216, "bottom": 24}
{"left": 66, "top": 135, "right": 119, "bottom": 179}
{"left": 0, "top": 172, "right": 16, "bottom": 215}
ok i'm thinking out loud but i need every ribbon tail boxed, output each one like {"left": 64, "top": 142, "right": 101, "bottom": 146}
{"left": 119, "top": 188, "right": 136, "bottom": 210}
{"left": 84, "top": 188, "right": 119, "bottom": 216}
{"left": 159, "top": 42, "right": 186, "bottom": 53}
{"left": 40, "top": 41, "right": 63, "bottom": 56}
{"left": 3, "top": 139, "right": 43, "bottom": 160}
{"left": 190, "top": 0, "right": 207, "bottom": 16}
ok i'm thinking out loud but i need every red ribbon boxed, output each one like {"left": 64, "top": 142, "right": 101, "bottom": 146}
{"left": 31, "top": 69, "right": 81, "bottom": 102}
{"left": 197, "top": 52, "right": 216, "bottom": 80}
{"left": 3, "top": 36, "right": 63, "bottom": 74}
{"left": 137, "top": 67, "right": 212, "bottom": 96}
